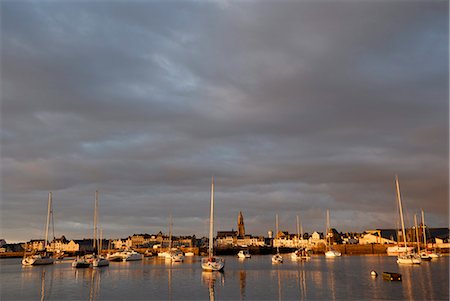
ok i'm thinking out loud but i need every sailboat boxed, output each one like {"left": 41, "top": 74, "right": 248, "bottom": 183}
{"left": 272, "top": 214, "right": 283, "bottom": 264}
{"left": 165, "top": 214, "right": 184, "bottom": 262}
{"left": 22, "top": 192, "right": 55, "bottom": 266}
{"left": 201, "top": 177, "right": 225, "bottom": 271}
{"left": 93, "top": 228, "right": 109, "bottom": 267}
{"left": 325, "top": 210, "right": 341, "bottom": 257}
{"left": 291, "top": 215, "right": 310, "bottom": 260}
{"left": 395, "top": 176, "right": 421, "bottom": 264}
{"left": 420, "top": 209, "right": 441, "bottom": 259}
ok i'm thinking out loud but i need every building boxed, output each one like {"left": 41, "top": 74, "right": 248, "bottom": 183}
{"left": 359, "top": 229, "right": 398, "bottom": 245}
{"left": 46, "top": 236, "right": 80, "bottom": 253}
{"left": 216, "top": 212, "right": 266, "bottom": 247}
{"left": 26, "top": 239, "right": 46, "bottom": 251}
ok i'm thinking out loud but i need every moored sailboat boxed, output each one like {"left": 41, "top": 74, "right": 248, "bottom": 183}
{"left": 22, "top": 192, "right": 55, "bottom": 266}
{"left": 395, "top": 176, "right": 421, "bottom": 265}
{"left": 201, "top": 177, "right": 225, "bottom": 271}
{"left": 325, "top": 210, "right": 341, "bottom": 257}
{"left": 272, "top": 214, "right": 283, "bottom": 264}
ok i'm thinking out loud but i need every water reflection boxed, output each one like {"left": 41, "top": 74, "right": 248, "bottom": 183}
{"left": 202, "top": 271, "right": 224, "bottom": 301}
{"left": 239, "top": 270, "right": 246, "bottom": 300}
{"left": 296, "top": 266, "right": 307, "bottom": 301}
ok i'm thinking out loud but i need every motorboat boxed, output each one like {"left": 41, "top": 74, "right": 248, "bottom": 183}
{"left": 397, "top": 253, "right": 421, "bottom": 264}
{"left": 272, "top": 253, "right": 283, "bottom": 264}
{"left": 122, "top": 250, "right": 143, "bottom": 261}
{"left": 237, "top": 250, "right": 251, "bottom": 259}
{"left": 201, "top": 256, "right": 225, "bottom": 271}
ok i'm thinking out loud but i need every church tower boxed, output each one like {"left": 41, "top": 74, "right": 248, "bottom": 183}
{"left": 238, "top": 211, "right": 245, "bottom": 238}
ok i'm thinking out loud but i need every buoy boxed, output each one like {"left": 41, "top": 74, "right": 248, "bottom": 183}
{"left": 371, "top": 270, "right": 378, "bottom": 277}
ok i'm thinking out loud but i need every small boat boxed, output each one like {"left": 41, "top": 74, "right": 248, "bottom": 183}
{"left": 22, "top": 193, "right": 55, "bottom": 266}
{"left": 382, "top": 272, "right": 402, "bottom": 281}
{"left": 184, "top": 252, "right": 195, "bottom": 257}
{"left": 291, "top": 247, "right": 310, "bottom": 260}
{"left": 272, "top": 253, "right": 283, "bottom": 264}
{"left": 72, "top": 256, "right": 91, "bottom": 268}
{"left": 201, "top": 177, "right": 225, "bottom": 271}
{"left": 272, "top": 214, "right": 283, "bottom": 264}
{"left": 237, "top": 250, "right": 251, "bottom": 259}
{"left": 325, "top": 249, "right": 342, "bottom": 257}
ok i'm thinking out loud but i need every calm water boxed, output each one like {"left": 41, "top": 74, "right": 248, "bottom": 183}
{"left": 1, "top": 255, "right": 448, "bottom": 300}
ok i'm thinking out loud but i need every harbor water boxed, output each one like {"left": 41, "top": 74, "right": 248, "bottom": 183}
{"left": 1, "top": 255, "right": 448, "bottom": 300}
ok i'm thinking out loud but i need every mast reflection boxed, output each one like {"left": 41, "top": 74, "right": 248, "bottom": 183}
{"left": 202, "top": 271, "right": 224, "bottom": 301}
{"left": 239, "top": 270, "right": 246, "bottom": 300}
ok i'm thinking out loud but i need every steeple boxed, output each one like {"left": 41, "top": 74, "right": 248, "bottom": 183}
{"left": 238, "top": 211, "right": 245, "bottom": 238}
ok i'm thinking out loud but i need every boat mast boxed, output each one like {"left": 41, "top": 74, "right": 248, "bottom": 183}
{"left": 208, "top": 177, "right": 214, "bottom": 258}
{"left": 414, "top": 214, "right": 420, "bottom": 254}
{"left": 296, "top": 215, "right": 300, "bottom": 248}
{"left": 326, "top": 209, "right": 330, "bottom": 250}
{"left": 421, "top": 209, "right": 427, "bottom": 249}
{"left": 169, "top": 214, "right": 173, "bottom": 250}
{"left": 275, "top": 214, "right": 279, "bottom": 254}
{"left": 395, "top": 176, "right": 408, "bottom": 249}
{"left": 44, "top": 192, "right": 52, "bottom": 250}
{"left": 93, "top": 190, "right": 98, "bottom": 251}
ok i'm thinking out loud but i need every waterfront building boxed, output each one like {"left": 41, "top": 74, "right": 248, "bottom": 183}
{"left": 26, "top": 239, "right": 46, "bottom": 251}
{"left": 238, "top": 212, "right": 245, "bottom": 238}
{"left": 46, "top": 236, "right": 80, "bottom": 253}
{"left": 308, "top": 231, "right": 326, "bottom": 246}
{"left": 359, "top": 230, "right": 397, "bottom": 245}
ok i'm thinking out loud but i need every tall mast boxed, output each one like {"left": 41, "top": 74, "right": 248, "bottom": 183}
{"left": 275, "top": 214, "right": 279, "bottom": 253}
{"left": 44, "top": 192, "right": 52, "bottom": 249}
{"left": 395, "top": 176, "right": 408, "bottom": 249}
{"left": 93, "top": 190, "right": 98, "bottom": 251}
{"left": 169, "top": 214, "right": 173, "bottom": 249}
{"left": 326, "top": 209, "right": 330, "bottom": 249}
{"left": 208, "top": 177, "right": 214, "bottom": 257}
{"left": 421, "top": 209, "right": 427, "bottom": 249}
{"left": 414, "top": 214, "right": 420, "bottom": 253}
{"left": 296, "top": 215, "right": 300, "bottom": 247}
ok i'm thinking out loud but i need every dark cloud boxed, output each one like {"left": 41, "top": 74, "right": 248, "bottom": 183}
{"left": 1, "top": 1, "right": 448, "bottom": 242}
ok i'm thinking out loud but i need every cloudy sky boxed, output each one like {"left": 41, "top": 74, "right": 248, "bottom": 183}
{"left": 1, "top": 1, "right": 448, "bottom": 243}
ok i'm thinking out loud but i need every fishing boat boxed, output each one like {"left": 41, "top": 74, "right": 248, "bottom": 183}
{"left": 325, "top": 210, "right": 341, "bottom": 257}
{"left": 22, "top": 193, "right": 55, "bottom": 266}
{"left": 237, "top": 250, "right": 251, "bottom": 259}
{"left": 272, "top": 214, "right": 283, "bottom": 264}
{"left": 201, "top": 177, "right": 225, "bottom": 271}
{"left": 395, "top": 176, "right": 421, "bottom": 264}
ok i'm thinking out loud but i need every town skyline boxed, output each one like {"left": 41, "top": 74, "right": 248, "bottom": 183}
{"left": 1, "top": 1, "right": 448, "bottom": 243}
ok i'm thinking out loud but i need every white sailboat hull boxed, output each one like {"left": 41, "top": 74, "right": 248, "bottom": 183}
{"left": 201, "top": 257, "right": 224, "bottom": 271}
{"left": 93, "top": 257, "right": 110, "bottom": 267}
{"left": 397, "top": 254, "right": 421, "bottom": 264}
{"left": 325, "top": 250, "right": 342, "bottom": 257}
{"left": 22, "top": 255, "right": 54, "bottom": 266}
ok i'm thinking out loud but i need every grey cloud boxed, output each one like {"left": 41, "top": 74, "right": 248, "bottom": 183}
{"left": 1, "top": 1, "right": 448, "bottom": 242}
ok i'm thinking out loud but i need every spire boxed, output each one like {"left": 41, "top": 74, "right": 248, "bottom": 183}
{"left": 238, "top": 211, "right": 245, "bottom": 238}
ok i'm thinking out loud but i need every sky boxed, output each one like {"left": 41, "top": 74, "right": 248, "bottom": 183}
{"left": 1, "top": 0, "right": 448, "bottom": 243}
